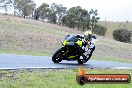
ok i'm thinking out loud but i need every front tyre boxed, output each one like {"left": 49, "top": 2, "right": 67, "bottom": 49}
{"left": 52, "top": 48, "right": 63, "bottom": 63}
{"left": 77, "top": 54, "right": 86, "bottom": 64}
{"left": 77, "top": 59, "right": 84, "bottom": 64}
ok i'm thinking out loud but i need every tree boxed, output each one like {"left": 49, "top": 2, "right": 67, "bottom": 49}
{"left": 78, "top": 9, "right": 90, "bottom": 31}
{"left": 48, "top": 3, "right": 67, "bottom": 24}
{"left": 48, "top": 11, "right": 57, "bottom": 24}
{"left": 62, "top": 6, "right": 83, "bottom": 29}
{"left": 36, "top": 3, "right": 67, "bottom": 24}
{"left": 62, "top": 15, "right": 76, "bottom": 28}
{"left": 89, "top": 9, "right": 100, "bottom": 31}
{"left": 56, "top": 4, "right": 67, "bottom": 25}
{"left": 0, "top": 0, "right": 12, "bottom": 15}
{"left": 48, "top": 3, "right": 57, "bottom": 24}
{"left": 34, "top": 9, "right": 39, "bottom": 20}
{"left": 113, "top": 29, "right": 131, "bottom": 43}
{"left": 37, "top": 3, "right": 50, "bottom": 21}
{"left": 62, "top": 6, "right": 92, "bottom": 30}
{"left": 13, "top": 0, "right": 36, "bottom": 18}
{"left": 93, "top": 25, "right": 107, "bottom": 36}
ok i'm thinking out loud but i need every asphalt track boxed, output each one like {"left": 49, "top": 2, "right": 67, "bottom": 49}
{"left": 0, "top": 54, "right": 132, "bottom": 69}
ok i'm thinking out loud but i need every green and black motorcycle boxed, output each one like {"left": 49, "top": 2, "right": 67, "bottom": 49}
{"left": 52, "top": 35, "right": 94, "bottom": 64}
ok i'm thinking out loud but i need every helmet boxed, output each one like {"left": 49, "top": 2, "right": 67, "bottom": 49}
{"left": 84, "top": 30, "right": 92, "bottom": 41}
{"left": 84, "top": 31, "right": 92, "bottom": 36}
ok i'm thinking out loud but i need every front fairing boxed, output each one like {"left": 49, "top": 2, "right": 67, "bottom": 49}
{"left": 62, "top": 35, "right": 82, "bottom": 46}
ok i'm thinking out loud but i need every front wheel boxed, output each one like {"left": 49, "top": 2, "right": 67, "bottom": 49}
{"left": 77, "top": 59, "right": 85, "bottom": 64}
{"left": 77, "top": 54, "right": 87, "bottom": 64}
{"left": 52, "top": 48, "right": 63, "bottom": 63}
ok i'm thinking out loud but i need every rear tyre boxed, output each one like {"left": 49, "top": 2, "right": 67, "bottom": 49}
{"left": 52, "top": 48, "right": 63, "bottom": 63}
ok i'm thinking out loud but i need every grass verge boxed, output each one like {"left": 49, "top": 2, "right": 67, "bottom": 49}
{"left": 0, "top": 49, "right": 50, "bottom": 56}
{"left": 0, "top": 69, "right": 132, "bottom": 88}
{"left": 92, "top": 55, "right": 132, "bottom": 63}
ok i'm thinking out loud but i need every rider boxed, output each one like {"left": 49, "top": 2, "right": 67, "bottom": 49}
{"left": 84, "top": 30, "right": 96, "bottom": 59}
{"left": 77, "top": 30, "right": 96, "bottom": 60}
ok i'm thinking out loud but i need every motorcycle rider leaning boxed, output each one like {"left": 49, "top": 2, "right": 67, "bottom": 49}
{"left": 76, "top": 30, "right": 96, "bottom": 60}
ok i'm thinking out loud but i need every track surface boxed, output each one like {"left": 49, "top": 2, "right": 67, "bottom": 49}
{"left": 0, "top": 54, "right": 132, "bottom": 69}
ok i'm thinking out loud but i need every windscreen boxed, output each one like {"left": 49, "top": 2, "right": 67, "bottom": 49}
{"left": 66, "top": 35, "right": 78, "bottom": 42}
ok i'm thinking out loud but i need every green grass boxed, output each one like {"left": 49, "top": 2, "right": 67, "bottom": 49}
{"left": 0, "top": 49, "right": 50, "bottom": 56}
{"left": 92, "top": 55, "right": 132, "bottom": 63}
{"left": 0, "top": 69, "right": 132, "bottom": 88}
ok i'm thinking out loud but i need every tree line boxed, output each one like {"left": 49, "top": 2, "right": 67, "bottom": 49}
{"left": 35, "top": 3, "right": 101, "bottom": 31}
{"left": 0, "top": 0, "right": 103, "bottom": 31}
{"left": 0, "top": 0, "right": 131, "bottom": 43}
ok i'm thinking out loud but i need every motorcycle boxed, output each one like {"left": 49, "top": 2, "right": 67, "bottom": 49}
{"left": 52, "top": 35, "right": 95, "bottom": 64}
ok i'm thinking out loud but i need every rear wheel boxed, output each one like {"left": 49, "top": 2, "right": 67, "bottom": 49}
{"left": 52, "top": 48, "right": 63, "bottom": 63}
